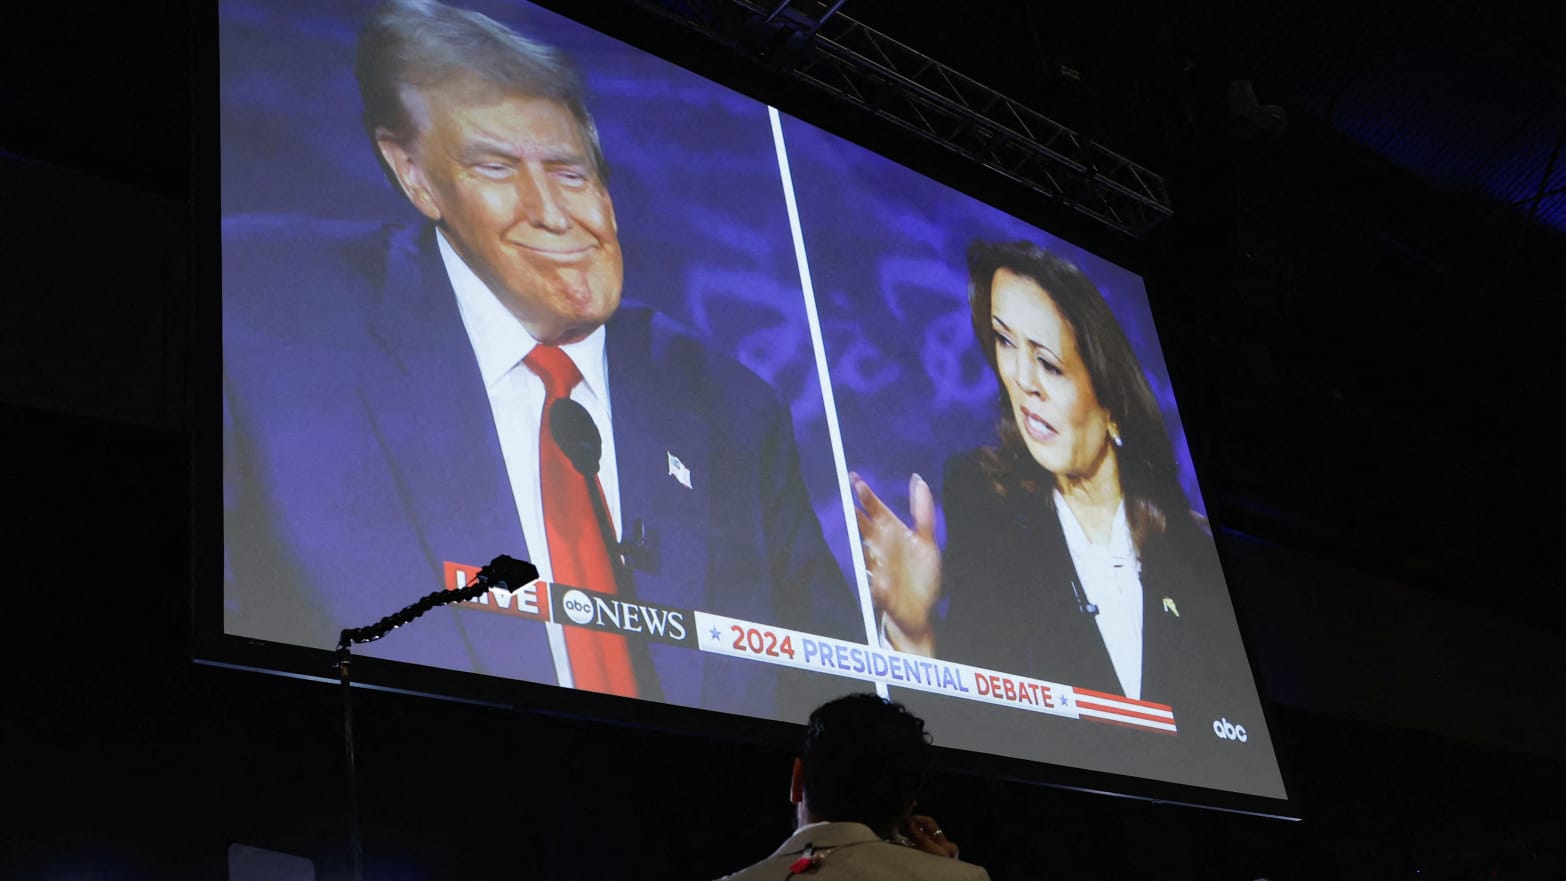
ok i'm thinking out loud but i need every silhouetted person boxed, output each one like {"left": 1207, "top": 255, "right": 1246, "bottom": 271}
{"left": 716, "top": 693, "right": 990, "bottom": 880}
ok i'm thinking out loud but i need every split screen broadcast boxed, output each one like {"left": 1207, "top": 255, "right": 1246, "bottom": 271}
{"left": 219, "top": 0, "right": 1286, "bottom": 800}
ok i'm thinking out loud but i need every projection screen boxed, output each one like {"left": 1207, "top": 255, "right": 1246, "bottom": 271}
{"left": 216, "top": 0, "right": 1287, "bottom": 804}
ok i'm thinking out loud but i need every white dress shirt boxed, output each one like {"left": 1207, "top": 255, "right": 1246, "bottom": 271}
{"left": 1054, "top": 491, "right": 1144, "bottom": 700}
{"left": 439, "top": 230, "right": 622, "bottom": 688}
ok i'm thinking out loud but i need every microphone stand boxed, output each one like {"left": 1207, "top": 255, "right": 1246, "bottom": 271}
{"left": 335, "top": 645, "right": 363, "bottom": 881}
{"left": 333, "top": 555, "right": 539, "bottom": 881}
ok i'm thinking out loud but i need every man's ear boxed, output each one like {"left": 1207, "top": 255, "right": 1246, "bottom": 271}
{"left": 789, "top": 757, "right": 805, "bottom": 806}
{"left": 376, "top": 129, "right": 441, "bottom": 223}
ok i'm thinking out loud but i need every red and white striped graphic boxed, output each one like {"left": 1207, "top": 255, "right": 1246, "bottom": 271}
{"left": 1073, "top": 688, "right": 1177, "bottom": 734}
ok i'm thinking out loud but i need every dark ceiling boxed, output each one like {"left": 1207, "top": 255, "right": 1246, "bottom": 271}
{"left": 840, "top": 0, "right": 1566, "bottom": 232}
{"left": 805, "top": 0, "right": 1566, "bottom": 623}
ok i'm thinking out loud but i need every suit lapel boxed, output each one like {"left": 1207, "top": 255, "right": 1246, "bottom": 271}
{"left": 356, "top": 226, "right": 552, "bottom": 678}
{"left": 1138, "top": 535, "right": 1192, "bottom": 708}
{"left": 359, "top": 225, "right": 530, "bottom": 570}
{"left": 1023, "top": 498, "right": 1123, "bottom": 694}
{"left": 604, "top": 306, "right": 713, "bottom": 612}
{"left": 603, "top": 307, "right": 723, "bottom": 707}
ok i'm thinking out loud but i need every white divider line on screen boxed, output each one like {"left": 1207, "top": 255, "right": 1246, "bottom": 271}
{"left": 766, "top": 105, "right": 888, "bottom": 700}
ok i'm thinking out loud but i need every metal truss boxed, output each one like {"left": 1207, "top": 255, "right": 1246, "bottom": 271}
{"left": 1514, "top": 117, "right": 1565, "bottom": 221}
{"left": 628, "top": 0, "right": 1173, "bottom": 237}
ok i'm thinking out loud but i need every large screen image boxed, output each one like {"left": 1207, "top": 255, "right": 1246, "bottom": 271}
{"left": 219, "top": 0, "right": 1286, "bottom": 800}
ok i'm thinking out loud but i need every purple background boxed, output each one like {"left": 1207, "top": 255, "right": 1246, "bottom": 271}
{"left": 781, "top": 115, "right": 1206, "bottom": 551}
{"left": 220, "top": 0, "right": 1209, "bottom": 624}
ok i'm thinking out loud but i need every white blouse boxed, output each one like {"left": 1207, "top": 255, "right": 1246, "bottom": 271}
{"left": 1054, "top": 491, "right": 1144, "bottom": 700}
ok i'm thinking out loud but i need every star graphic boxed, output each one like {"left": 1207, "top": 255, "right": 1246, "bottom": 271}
{"left": 709, "top": 626, "right": 721, "bottom": 641}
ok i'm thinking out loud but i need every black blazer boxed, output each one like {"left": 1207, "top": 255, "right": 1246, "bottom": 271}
{"left": 891, "top": 450, "right": 1284, "bottom": 796}
{"left": 937, "top": 450, "right": 1218, "bottom": 716}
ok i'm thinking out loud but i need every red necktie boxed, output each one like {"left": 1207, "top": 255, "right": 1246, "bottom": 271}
{"left": 524, "top": 344, "right": 638, "bottom": 697}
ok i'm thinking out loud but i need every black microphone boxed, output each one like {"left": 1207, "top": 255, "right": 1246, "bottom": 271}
{"left": 336, "top": 554, "right": 539, "bottom": 650}
{"left": 548, "top": 399, "right": 658, "bottom": 572}
{"left": 545, "top": 399, "right": 664, "bottom": 701}
{"left": 549, "top": 397, "right": 602, "bottom": 477}
{"left": 548, "top": 398, "right": 628, "bottom": 586}
{"left": 1070, "top": 578, "right": 1099, "bottom": 616}
{"left": 472, "top": 554, "right": 541, "bottom": 591}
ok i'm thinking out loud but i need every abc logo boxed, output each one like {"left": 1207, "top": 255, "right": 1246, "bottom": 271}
{"left": 1211, "top": 717, "right": 1248, "bottom": 742}
{"left": 561, "top": 589, "right": 595, "bottom": 625}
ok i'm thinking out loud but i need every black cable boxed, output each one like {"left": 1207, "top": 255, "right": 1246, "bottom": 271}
{"left": 336, "top": 555, "right": 538, "bottom": 649}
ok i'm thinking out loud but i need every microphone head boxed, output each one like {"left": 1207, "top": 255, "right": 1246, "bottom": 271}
{"left": 548, "top": 397, "right": 601, "bottom": 477}
{"left": 476, "top": 555, "right": 540, "bottom": 589}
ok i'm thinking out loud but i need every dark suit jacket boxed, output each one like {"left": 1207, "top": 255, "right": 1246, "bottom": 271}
{"left": 893, "top": 450, "right": 1282, "bottom": 795}
{"left": 937, "top": 450, "right": 1221, "bottom": 713}
{"left": 221, "top": 216, "right": 861, "bottom": 721}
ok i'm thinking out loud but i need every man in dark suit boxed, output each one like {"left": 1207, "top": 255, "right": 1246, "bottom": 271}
{"left": 222, "top": 0, "right": 860, "bottom": 721}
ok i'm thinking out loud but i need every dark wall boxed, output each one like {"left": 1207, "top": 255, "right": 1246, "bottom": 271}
{"left": 4, "top": 1, "right": 1565, "bottom": 879}
{"left": 5, "top": 145, "right": 1564, "bottom": 881}
{"left": 6, "top": 391, "right": 1562, "bottom": 881}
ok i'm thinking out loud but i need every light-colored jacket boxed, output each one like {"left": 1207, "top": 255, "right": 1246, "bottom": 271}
{"left": 716, "top": 822, "right": 991, "bottom": 881}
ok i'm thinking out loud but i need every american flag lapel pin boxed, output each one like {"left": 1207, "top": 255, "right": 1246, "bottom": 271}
{"left": 667, "top": 452, "right": 692, "bottom": 489}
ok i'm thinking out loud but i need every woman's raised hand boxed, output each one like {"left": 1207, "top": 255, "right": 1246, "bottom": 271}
{"left": 851, "top": 472, "right": 941, "bottom": 657}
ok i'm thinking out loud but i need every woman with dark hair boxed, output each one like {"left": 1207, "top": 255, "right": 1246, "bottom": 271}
{"left": 854, "top": 240, "right": 1221, "bottom": 706}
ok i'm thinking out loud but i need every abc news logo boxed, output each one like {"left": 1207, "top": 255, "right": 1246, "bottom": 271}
{"left": 1211, "top": 717, "right": 1249, "bottom": 742}
{"left": 558, "top": 588, "right": 692, "bottom": 646}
